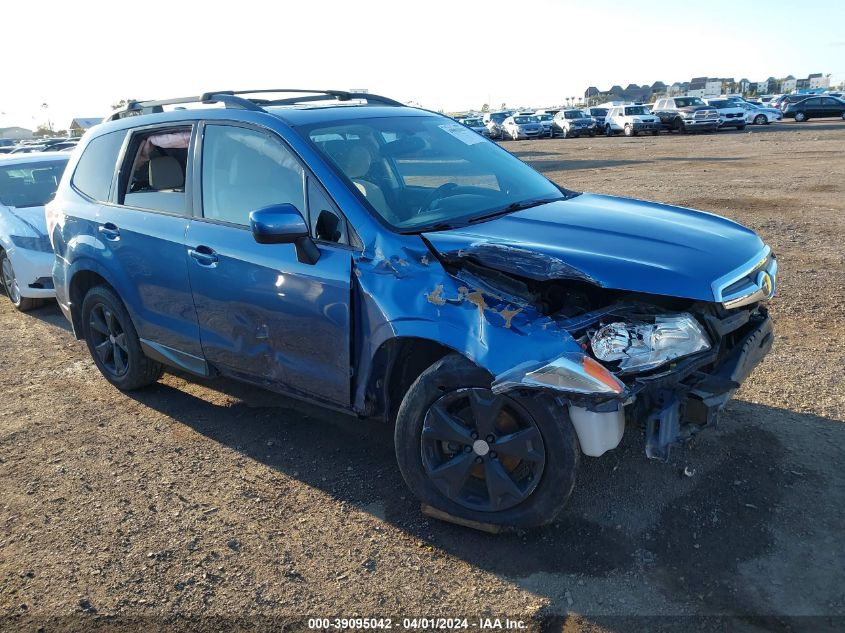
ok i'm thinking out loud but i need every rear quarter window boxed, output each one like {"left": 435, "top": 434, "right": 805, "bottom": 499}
{"left": 71, "top": 130, "right": 126, "bottom": 202}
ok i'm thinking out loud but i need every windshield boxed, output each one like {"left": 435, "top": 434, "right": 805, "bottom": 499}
{"left": 564, "top": 111, "right": 586, "bottom": 119}
{"left": 462, "top": 118, "right": 483, "bottom": 126}
{"left": 537, "top": 114, "right": 552, "bottom": 121}
{"left": 674, "top": 97, "right": 706, "bottom": 107}
{"left": 304, "top": 115, "right": 565, "bottom": 231}
{"left": 590, "top": 108, "right": 608, "bottom": 116}
{"left": 0, "top": 159, "right": 68, "bottom": 208}
{"left": 708, "top": 100, "right": 729, "bottom": 108}
{"left": 513, "top": 116, "right": 538, "bottom": 124}
{"left": 490, "top": 113, "right": 509, "bottom": 123}
{"left": 624, "top": 106, "right": 649, "bottom": 115}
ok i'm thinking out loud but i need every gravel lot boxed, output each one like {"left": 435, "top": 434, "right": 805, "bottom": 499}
{"left": 1, "top": 122, "right": 843, "bottom": 632}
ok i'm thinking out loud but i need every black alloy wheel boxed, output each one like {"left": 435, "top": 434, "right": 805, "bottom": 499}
{"left": 420, "top": 387, "right": 545, "bottom": 513}
{"left": 87, "top": 302, "right": 130, "bottom": 377}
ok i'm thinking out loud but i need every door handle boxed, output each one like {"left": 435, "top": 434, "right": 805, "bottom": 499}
{"left": 98, "top": 223, "right": 120, "bottom": 240}
{"left": 188, "top": 245, "right": 219, "bottom": 267}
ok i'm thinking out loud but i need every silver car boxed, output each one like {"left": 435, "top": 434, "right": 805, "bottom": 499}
{"left": 502, "top": 115, "right": 544, "bottom": 140}
{"left": 552, "top": 109, "right": 597, "bottom": 138}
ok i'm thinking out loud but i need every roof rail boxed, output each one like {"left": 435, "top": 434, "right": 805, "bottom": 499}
{"left": 216, "top": 89, "right": 404, "bottom": 107}
{"left": 104, "top": 89, "right": 403, "bottom": 122}
{"left": 104, "top": 93, "right": 264, "bottom": 122}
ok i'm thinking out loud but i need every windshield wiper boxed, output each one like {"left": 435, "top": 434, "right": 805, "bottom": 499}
{"left": 467, "top": 197, "right": 563, "bottom": 224}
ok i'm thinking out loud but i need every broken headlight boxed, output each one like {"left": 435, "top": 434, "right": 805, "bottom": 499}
{"left": 590, "top": 313, "right": 710, "bottom": 373}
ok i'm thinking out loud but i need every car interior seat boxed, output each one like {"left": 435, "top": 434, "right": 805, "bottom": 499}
{"left": 148, "top": 156, "right": 184, "bottom": 191}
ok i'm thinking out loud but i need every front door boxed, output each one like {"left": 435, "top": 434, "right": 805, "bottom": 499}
{"left": 186, "top": 122, "right": 352, "bottom": 405}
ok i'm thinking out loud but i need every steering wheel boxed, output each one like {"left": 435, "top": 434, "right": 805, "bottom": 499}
{"left": 416, "top": 183, "right": 499, "bottom": 215}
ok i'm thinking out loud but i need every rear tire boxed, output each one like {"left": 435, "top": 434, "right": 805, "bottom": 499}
{"left": 794, "top": 112, "right": 807, "bottom": 122}
{"left": 81, "top": 285, "right": 163, "bottom": 391}
{"left": 754, "top": 114, "right": 767, "bottom": 125}
{"left": 736, "top": 124, "right": 746, "bottom": 131}
{"left": 0, "top": 252, "right": 42, "bottom": 312}
{"left": 674, "top": 118, "right": 685, "bottom": 134}
{"left": 651, "top": 130, "right": 659, "bottom": 136}
{"left": 624, "top": 124, "right": 634, "bottom": 137}
{"left": 394, "top": 354, "right": 579, "bottom": 528}
{"left": 605, "top": 125, "right": 613, "bottom": 137}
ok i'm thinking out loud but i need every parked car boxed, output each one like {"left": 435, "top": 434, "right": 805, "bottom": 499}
{"left": 49, "top": 89, "right": 776, "bottom": 528}
{"left": 534, "top": 113, "right": 554, "bottom": 137}
{"left": 783, "top": 96, "right": 845, "bottom": 122}
{"left": 0, "top": 147, "right": 14, "bottom": 155}
{"left": 552, "top": 109, "right": 597, "bottom": 138}
{"left": 9, "top": 145, "right": 46, "bottom": 154}
{"left": 482, "top": 111, "right": 513, "bottom": 140}
{"left": 652, "top": 97, "right": 720, "bottom": 133}
{"left": 42, "top": 141, "right": 79, "bottom": 152}
{"left": 0, "top": 139, "right": 14, "bottom": 148}
{"left": 502, "top": 114, "right": 544, "bottom": 140}
{"left": 703, "top": 99, "right": 747, "bottom": 130}
{"left": 582, "top": 107, "right": 608, "bottom": 130}
{"left": 603, "top": 104, "right": 660, "bottom": 136}
{"left": 771, "top": 94, "right": 809, "bottom": 111}
{"left": 458, "top": 117, "right": 488, "bottom": 136}
{"left": 736, "top": 101, "right": 783, "bottom": 125}
{"left": 0, "top": 153, "right": 69, "bottom": 310}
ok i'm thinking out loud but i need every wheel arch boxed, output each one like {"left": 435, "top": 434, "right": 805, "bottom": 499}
{"left": 359, "top": 336, "right": 483, "bottom": 425}
{"left": 67, "top": 262, "right": 123, "bottom": 339}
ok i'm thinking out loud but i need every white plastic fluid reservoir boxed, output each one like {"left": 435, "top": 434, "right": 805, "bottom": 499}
{"left": 568, "top": 405, "right": 625, "bottom": 457}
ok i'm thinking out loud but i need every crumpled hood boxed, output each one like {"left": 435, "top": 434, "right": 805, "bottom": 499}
{"left": 1, "top": 204, "right": 47, "bottom": 237}
{"left": 423, "top": 193, "right": 764, "bottom": 302}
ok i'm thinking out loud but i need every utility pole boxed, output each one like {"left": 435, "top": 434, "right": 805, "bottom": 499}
{"left": 41, "top": 103, "right": 53, "bottom": 134}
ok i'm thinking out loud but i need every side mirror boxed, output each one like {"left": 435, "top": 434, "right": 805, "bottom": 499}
{"left": 249, "top": 203, "right": 320, "bottom": 265}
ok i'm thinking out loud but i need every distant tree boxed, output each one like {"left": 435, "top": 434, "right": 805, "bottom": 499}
{"left": 500, "top": 102, "right": 507, "bottom": 110}
{"left": 481, "top": 103, "right": 489, "bottom": 112}
{"left": 111, "top": 98, "right": 137, "bottom": 110}
{"left": 33, "top": 125, "right": 53, "bottom": 138}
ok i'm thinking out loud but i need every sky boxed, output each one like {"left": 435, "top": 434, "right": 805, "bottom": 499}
{"left": 2, "top": 0, "right": 844, "bottom": 131}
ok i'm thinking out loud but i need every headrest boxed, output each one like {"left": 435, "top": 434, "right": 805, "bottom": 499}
{"left": 32, "top": 169, "right": 54, "bottom": 184}
{"left": 334, "top": 144, "right": 372, "bottom": 179}
{"left": 149, "top": 156, "right": 184, "bottom": 190}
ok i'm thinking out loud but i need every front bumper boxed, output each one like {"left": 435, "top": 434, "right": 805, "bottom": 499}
{"left": 6, "top": 247, "right": 55, "bottom": 299}
{"left": 631, "top": 121, "right": 660, "bottom": 131}
{"left": 628, "top": 309, "right": 773, "bottom": 460}
{"left": 683, "top": 119, "right": 719, "bottom": 130}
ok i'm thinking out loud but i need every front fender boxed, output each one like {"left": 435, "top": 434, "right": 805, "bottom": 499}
{"left": 350, "top": 233, "right": 583, "bottom": 413}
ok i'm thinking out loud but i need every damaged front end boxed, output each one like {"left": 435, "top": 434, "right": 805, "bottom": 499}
{"left": 423, "top": 239, "right": 776, "bottom": 462}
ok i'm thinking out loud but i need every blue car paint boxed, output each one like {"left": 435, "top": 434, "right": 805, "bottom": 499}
{"left": 422, "top": 193, "right": 765, "bottom": 301}
{"left": 184, "top": 218, "right": 352, "bottom": 405}
{"left": 52, "top": 104, "right": 772, "bottom": 420}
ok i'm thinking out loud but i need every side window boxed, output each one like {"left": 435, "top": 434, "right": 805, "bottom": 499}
{"left": 308, "top": 177, "right": 348, "bottom": 245}
{"left": 72, "top": 130, "right": 126, "bottom": 202}
{"left": 120, "top": 126, "right": 191, "bottom": 214}
{"left": 201, "top": 125, "right": 305, "bottom": 226}
{"left": 822, "top": 98, "right": 838, "bottom": 106}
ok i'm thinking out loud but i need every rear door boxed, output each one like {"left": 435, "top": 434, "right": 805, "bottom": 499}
{"left": 67, "top": 125, "right": 203, "bottom": 364}
{"left": 185, "top": 122, "right": 352, "bottom": 405}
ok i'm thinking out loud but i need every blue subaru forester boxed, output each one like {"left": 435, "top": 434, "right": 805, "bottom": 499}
{"left": 48, "top": 90, "right": 776, "bottom": 528}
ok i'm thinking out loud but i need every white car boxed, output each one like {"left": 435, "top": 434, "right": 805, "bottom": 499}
{"left": 703, "top": 99, "right": 747, "bottom": 130}
{"left": 736, "top": 101, "right": 783, "bottom": 125}
{"left": 0, "top": 153, "right": 70, "bottom": 311}
{"left": 604, "top": 104, "right": 661, "bottom": 136}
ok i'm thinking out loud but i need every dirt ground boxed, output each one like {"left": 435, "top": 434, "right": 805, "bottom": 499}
{"left": 1, "top": 121, "right": 844, "bottom": 632}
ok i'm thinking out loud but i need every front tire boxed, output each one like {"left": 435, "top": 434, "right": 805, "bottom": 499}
{"left": 794, "top": 112, "right": 807, "bottom": 122}
{"left": 624, "top": 124, "right": 634, "bottom": 137}
{"left": 81, "top": 285, "right": 163, "bottom": 391}
{"left": 736, "top": 124, "right": 746, "bottom": 131}
{"left": 394, "top": 354, "right": 579, "bottom": 528}
{"left": 674, "top": 118, "right": 686, "bottom": 134}
{"left": 0, "top": 252, "right": 41, "bottom": 312}
{"left": 605, "top": 125, "right": 613, "bottom": 137}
